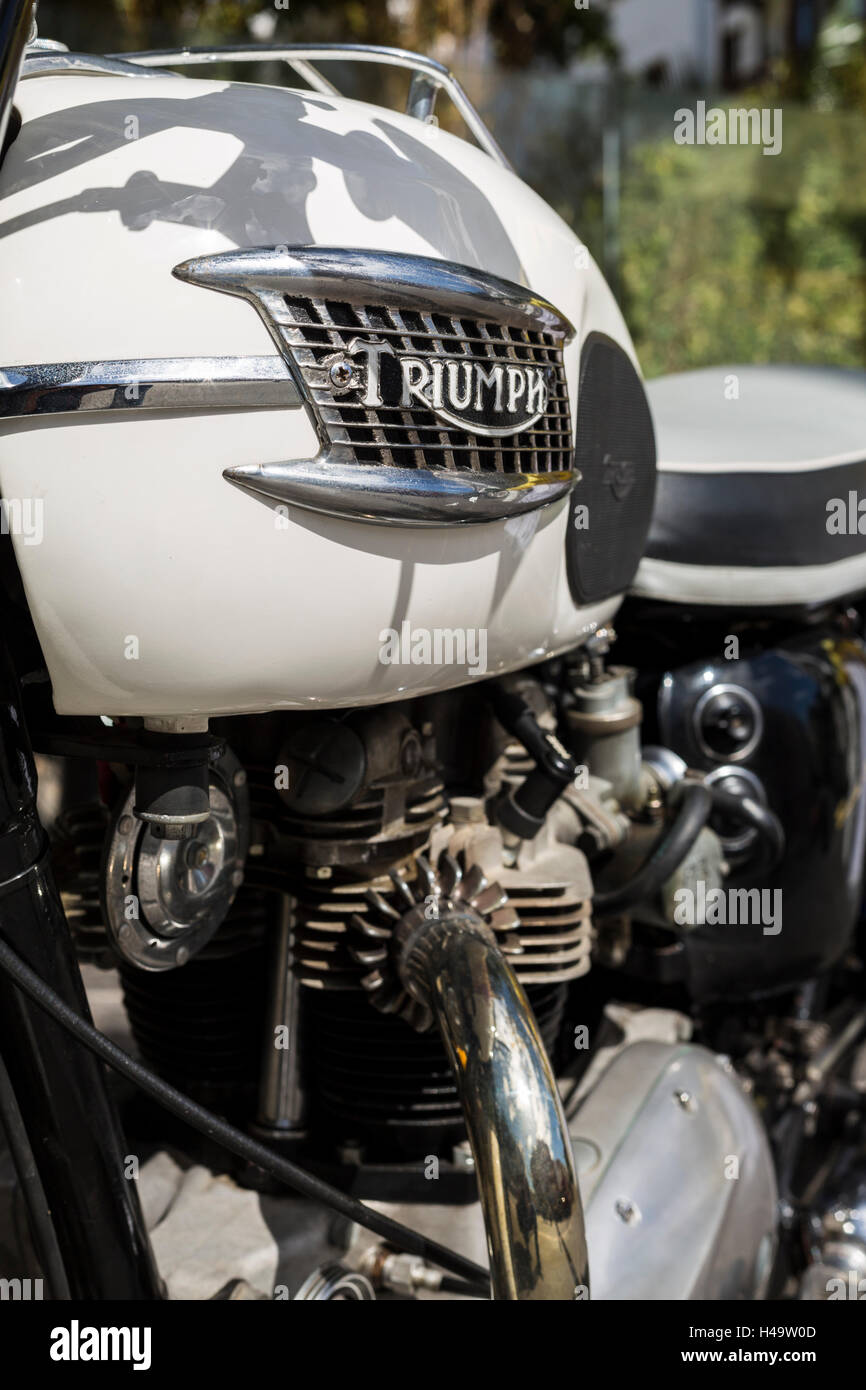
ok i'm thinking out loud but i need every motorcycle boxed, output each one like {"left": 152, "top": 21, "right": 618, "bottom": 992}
{"left": 0, "top": 2, "right": 864, "bottom": 1302}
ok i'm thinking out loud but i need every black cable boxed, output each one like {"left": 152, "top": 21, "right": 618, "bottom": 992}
{"left": 0, "top": 1050, "right": 71, "bottom": 1300}
{"left": 0, "top": 936, "right": 490, "bottom": 1297}
{"left": 592, "top": 782, "right": 713, "bottom": 916}
{"left": 706, "top": 785, "right": 785, "bottom": 872}
{"left": 439, "top": 1275, "right": 488, "bottom": 1298}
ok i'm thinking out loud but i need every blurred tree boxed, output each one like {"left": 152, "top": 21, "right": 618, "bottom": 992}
{"left": 618, "top": 122, "right": 866, "bottom": 376}
{"left": 37, "top": 0, "right": 615, "bottom": 68}
{"left": 812, "top": 0, "right": 866, "bottom": 109}
{"left": 486, "top": 0, "right": 616, "bottom": 68}
{"left": 35, "top": 0, "right": 400, "bottom": 51}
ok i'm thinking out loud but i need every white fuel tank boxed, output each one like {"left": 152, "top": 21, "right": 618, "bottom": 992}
{"left": 0, "top": 70, "right": 640, "bottom": 716}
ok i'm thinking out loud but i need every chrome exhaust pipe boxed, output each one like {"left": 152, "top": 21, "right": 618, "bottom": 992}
{"left": 399, "top": 908, "right": 588, "bottom": 1300}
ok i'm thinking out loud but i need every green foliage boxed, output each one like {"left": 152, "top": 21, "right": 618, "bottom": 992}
{"left": 618, "top": 110, "right": 866, "bottom": 378}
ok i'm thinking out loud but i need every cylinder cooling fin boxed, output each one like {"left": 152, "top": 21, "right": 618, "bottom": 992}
{"left": 567, "top": 332, "right": 658, "bottom": 605}
{"left": 119, "top": 888, "right": 271, "bottom": 1120}
{"left": 305, "top": 981, "right": 568, "bottom": 1158}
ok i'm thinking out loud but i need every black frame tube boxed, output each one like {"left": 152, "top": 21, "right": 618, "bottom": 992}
{"left": 0, "top": 639, "right": 162, "bottom": 1299}
{"left": 0, "top": 0, "right": 33, "bottom": 154}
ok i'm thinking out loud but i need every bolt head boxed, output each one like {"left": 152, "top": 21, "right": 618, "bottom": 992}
{"left": 329, "top": 360, "right": 355, "bottom": 389}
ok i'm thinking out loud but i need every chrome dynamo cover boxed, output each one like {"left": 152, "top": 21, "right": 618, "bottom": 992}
{"left": 103, "top": 751, "right": 249, "bottom": 972}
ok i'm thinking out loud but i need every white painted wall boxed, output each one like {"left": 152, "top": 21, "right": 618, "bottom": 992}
{"left": 722, "top": 3, "right": 765, "bottom": 76}
{"left": 607, "top": 0, "right": 719, "bottom": 83}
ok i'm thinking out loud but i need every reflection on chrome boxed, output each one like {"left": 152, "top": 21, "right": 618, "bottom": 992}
{"left": 399, "top": 908, "right": 588, "bottom": 1300}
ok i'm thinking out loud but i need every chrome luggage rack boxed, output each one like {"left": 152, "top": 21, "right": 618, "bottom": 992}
{"left": 19, "top": 40, "right": 511, "bottom": 170}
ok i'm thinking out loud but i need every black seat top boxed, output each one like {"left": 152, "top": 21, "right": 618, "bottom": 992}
{"left": 631, "top": 365, "right": 866, "bottom": 608}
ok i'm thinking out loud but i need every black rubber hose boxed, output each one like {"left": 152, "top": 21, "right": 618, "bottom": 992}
{"left": 439, "top": 1275, "right": 488, "bottom": 1298}
{"left": 592, "top": 782, "right": 713, "bottom": 916}
{"left": 707, "top": 785, "right": 785, "bottom": 872}
{"left": 0, "top": 1050, "right": 71, "bottom": 1300}
{"left": 0, "top": 936, "right": 490, "bottom": 1297}
{"left": 487, "top": 682, "right": 577, "bottom": 839}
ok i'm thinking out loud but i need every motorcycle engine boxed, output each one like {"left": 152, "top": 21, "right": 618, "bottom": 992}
{"left": 51, "top": 678, "right": 595, "bottom": 1184}
{"left": 39, "top": 657, "right": 785, "bottom": 1301}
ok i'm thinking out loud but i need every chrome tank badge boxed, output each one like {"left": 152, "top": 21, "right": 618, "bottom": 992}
{"left": 173, "top": 246, "right": 577, "bottom": 527}
{"left": 334, "top": 336, "right": 551, "bottom": 436}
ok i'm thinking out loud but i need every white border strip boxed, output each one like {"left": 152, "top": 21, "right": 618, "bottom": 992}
{"left": 632, "top": 554, "right": 866, "bottom": 607}
{"left": 657, "top": 448, "right": 866, "bottom": 475}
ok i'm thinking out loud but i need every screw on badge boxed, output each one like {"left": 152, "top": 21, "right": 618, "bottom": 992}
{"left": 324, "top": 352, "right": 361, "bottom": 392}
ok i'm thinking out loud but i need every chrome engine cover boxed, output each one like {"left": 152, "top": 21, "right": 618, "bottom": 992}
{"left": 571, "top": 1037, "right": 778, "bottom": 1300}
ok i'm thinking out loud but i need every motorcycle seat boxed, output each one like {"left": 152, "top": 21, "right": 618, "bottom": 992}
{"left": 630, "top": 364, "right": 866, "bottom": 608}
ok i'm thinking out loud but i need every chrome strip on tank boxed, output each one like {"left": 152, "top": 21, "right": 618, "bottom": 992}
{"left": 0, "top": 357, "right": 299, "bottom": 418}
